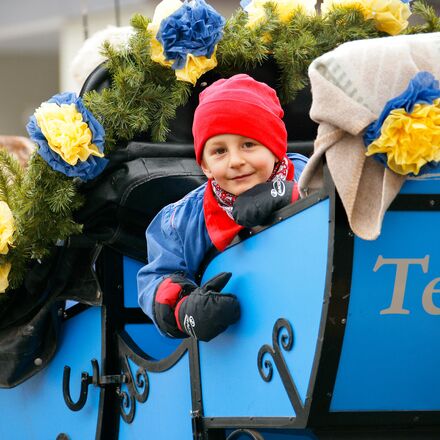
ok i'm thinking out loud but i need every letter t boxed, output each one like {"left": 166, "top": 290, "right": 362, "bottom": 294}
{"left": 373, "top": 256, "right": 430, "bottom": 315}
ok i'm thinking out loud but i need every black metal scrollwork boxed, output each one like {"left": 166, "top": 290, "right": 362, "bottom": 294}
{"left": 62, "top": 359, "right": 127, "bottom": 412}
{"left": 116, "top": 387, "right": 136, "bottom": 424}
{"left": 114, "top": 330, "right": 190, "bottom": 425}
{"left": 257, "top": 318, "right": 304, "bottom": 418}
{"left": 117, "top": 356, "right": 149, "bottom": 424}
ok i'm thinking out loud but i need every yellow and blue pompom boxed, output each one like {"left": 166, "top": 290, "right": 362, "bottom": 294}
{"left": 321, "top": 0, "right": 411, "bottom": 35}
{"left": 151, "top": 0, "right": 225, "bottom": 85}
{"left": 241, "top": 0, "right": 317, "bottom": 27}
{"left": 26, "top": 92, "right": 108, "bottom": 181}
{"left": 0, "top": 200, "right": 14, "bottom": 293}
{"left": 0, "top": 262, "right": 11, "bottom": 293}
{"left": 0, "top": 201, "right": 15, "bottom": 256}
{"left": 364, "top": 72, "right": 440, "bottom": 176}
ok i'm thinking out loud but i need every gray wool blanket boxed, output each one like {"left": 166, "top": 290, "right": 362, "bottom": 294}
{"left": 298, "top": 32, "right": 440, "bottom": 240}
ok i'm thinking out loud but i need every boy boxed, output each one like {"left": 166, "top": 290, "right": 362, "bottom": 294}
{"left": 137, "top": 74, "right": 308, "bottom": 342}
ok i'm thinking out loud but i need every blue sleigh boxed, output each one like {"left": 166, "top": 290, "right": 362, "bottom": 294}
{"left": 0, "top": 65, "right": 439, "bottom": 439}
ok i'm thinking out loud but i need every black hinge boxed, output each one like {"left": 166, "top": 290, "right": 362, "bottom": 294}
{"left": 63, "top": 358, "right": 127, "bottom": 411}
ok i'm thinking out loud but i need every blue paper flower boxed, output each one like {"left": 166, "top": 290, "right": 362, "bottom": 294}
{"left": 364, "top": 72, "right": 440, "bottom": 146}
{"left": 157, "top": 0, "right": 225, "bottom": 70}
{"left": 364, "top": 72, "right": 440, "bottom": 176}
{"left": 27, "top": 92, "right": 108, "bottom": 181}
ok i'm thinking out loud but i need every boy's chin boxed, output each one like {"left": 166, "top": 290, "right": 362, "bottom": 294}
{"left": 228, "top": 182, "right": 257, "bottom": 196}
{"left": 218, "top": 175, "right": 265, "bottom": 196}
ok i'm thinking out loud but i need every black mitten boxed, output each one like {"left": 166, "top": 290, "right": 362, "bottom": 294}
{"left": 232, "top": 180, "right": 298, "bottom": 228}
{"left": 176, "top": 272, "right": 240, "bottom": 342}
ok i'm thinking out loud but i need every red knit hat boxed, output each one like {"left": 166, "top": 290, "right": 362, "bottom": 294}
{"left": 192, "top": 74, "right": 287, "bottom": 164}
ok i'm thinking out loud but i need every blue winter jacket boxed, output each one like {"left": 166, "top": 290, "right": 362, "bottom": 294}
{"left": 137, "top": 153, "right": 308, "bottom": 333}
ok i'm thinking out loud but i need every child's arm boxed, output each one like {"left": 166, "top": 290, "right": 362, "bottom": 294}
{"left": 137, "top": 205, "right": 192, "bottom": 335}
{"left": 138, "top": 203, "right": 240, "bottom": 341}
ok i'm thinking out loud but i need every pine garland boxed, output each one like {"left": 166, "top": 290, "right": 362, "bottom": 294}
{"left": 83, "top": 0, "right": 420, "bottom": 117}
{"left": 3, "top": 153, "right": 83, "bottom": 289}
{"left": 84, "top": 14, "right": 192, "bottom": 149}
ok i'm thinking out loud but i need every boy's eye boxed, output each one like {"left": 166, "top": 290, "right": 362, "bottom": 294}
{"left": 243, "top": 142, "right": 256, "bottom": 148}
{"left": 214, "top": 147, "right": 226, "bottom": 155}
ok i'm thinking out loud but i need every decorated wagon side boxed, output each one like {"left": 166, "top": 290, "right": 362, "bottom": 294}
{"left": 0, "top": 1, "right": 439, "bottom": 439}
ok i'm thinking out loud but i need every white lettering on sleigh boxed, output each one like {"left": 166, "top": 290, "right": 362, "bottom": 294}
{"left": 373, "top": 256, "right": 440, "bottom": 315}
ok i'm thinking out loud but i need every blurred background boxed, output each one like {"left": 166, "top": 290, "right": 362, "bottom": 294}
{"left": 0, "top": 0, "right": 438, "bottom": 137}
{"left": 0, "top": 0, "right": 238, "bottom": 137}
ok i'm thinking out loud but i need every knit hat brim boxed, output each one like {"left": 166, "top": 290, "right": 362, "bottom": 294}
{"left": 192, "top": 74, "right": 287, "bottom": 164}
{"left": 193, "top": 99, "right": 287, "bottom": 163}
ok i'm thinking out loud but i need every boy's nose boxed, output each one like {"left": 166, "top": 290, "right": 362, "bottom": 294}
{"left": 229, "top": 151, "right": 245, "bottom": 168}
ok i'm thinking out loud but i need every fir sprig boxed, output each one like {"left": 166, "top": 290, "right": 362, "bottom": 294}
{"left": 409, "top": 0, "right": 440, "bottom": 33}
{"left": 207, "top": 9, "right": 270, "bottom": 75}
{"left": 0, "top": 149, "right": 24, "bottom": 210}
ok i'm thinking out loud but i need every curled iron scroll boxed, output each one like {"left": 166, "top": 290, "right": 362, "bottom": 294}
{"left": 257, "top": 318, "right": 304, "bottom": 417}
{"left": 118, "top": 356, "right": 149, "bottom": 424}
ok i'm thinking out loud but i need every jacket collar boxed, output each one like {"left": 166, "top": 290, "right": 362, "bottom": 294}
{"left": 203, "top": 181, "right": 243, "bottom": 251}
{"left": 203, "top": 159, "right": 295, "bottom": 251}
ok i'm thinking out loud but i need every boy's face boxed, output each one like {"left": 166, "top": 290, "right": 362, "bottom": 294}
{"left": 201, "top": 134, "right": 277, "bottom": 196}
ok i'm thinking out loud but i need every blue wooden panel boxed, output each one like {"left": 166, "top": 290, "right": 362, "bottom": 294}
{"left": 331, "top": 210, "right": 440, "bottom": 411}
{"left": 0, "top": 307, "right": 102, "bottom": 439}
{"left": 400, "top": 179, "right": 440, "bottom": 194}
{"left": 199, "top": 200, "right": 330, "bottom": 418}
{"left": 400, "top": 172, "right": 440, "bottom": 194}
{"left": 118, "top": 353, "right": 193, "bottom": 440}
{"left": 125, "top": 323, "right": 182, "bottom": 360}
{"left": 124, "top": 256, "right": 143, "bottom": 308}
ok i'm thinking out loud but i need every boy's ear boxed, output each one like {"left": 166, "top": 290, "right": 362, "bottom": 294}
{"left": 201, "top": 160, "right": 213, "bottom": 179}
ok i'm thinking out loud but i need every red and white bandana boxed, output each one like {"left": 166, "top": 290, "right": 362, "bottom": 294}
{"left": 203, "top": 156, "right": 295, "bottom": 251}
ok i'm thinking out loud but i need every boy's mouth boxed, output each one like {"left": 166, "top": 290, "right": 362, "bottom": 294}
{"left": 232, "top": 173, "right": 253, "bottom": 181}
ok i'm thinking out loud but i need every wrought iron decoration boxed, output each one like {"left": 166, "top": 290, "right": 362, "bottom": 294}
{"left": 257, "top": 318, "right": 305, "bottom": 418}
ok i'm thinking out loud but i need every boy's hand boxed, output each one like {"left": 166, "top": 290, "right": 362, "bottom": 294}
{"left": 154, "top": 272, "right": 240, "bottom": 341}
{"left": 176, "top": 272, "right": 240, "bottom": 342}
{"left": 232, "top": 180, "right": 299, "bottom": 228}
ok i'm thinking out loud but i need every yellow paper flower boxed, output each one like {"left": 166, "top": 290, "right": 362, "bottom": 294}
{"left": 0, "top": 201, "right": 15, "bottom": 255}
{"left": 321, "top": 0, "right": 411, "bottom": 35}
{"left": 34, "top": 102, "right": 104, "bottom": 166}
{"left": 366, "top": 99, "right": 440, "bottom": 175}
{"left": 0, "top": 262, "right": 11, "bottom": 293}
{"left": 148, "top": 0, "right": 183, "bottom": 67}
{"left": 246, "top": 0, "right": 317, "bottom": 28}
{"left": 175, "top": 52, "right": 218, "bottom": 85}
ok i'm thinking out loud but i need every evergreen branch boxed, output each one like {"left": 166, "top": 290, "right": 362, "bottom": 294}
{"left": 216, "top": 10, "right": 269, "bottom": 74}
{"left": 273, "top": 30, "right": 319, "bottom": 102}
{"left": 410, "top": 0, "right": 440, "bottom": 32}
{"left": 0, "top": 149, "right": 24, "bottom": 208}
{"left": 130, "top": 13, "right": 151, "bottom": 33}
